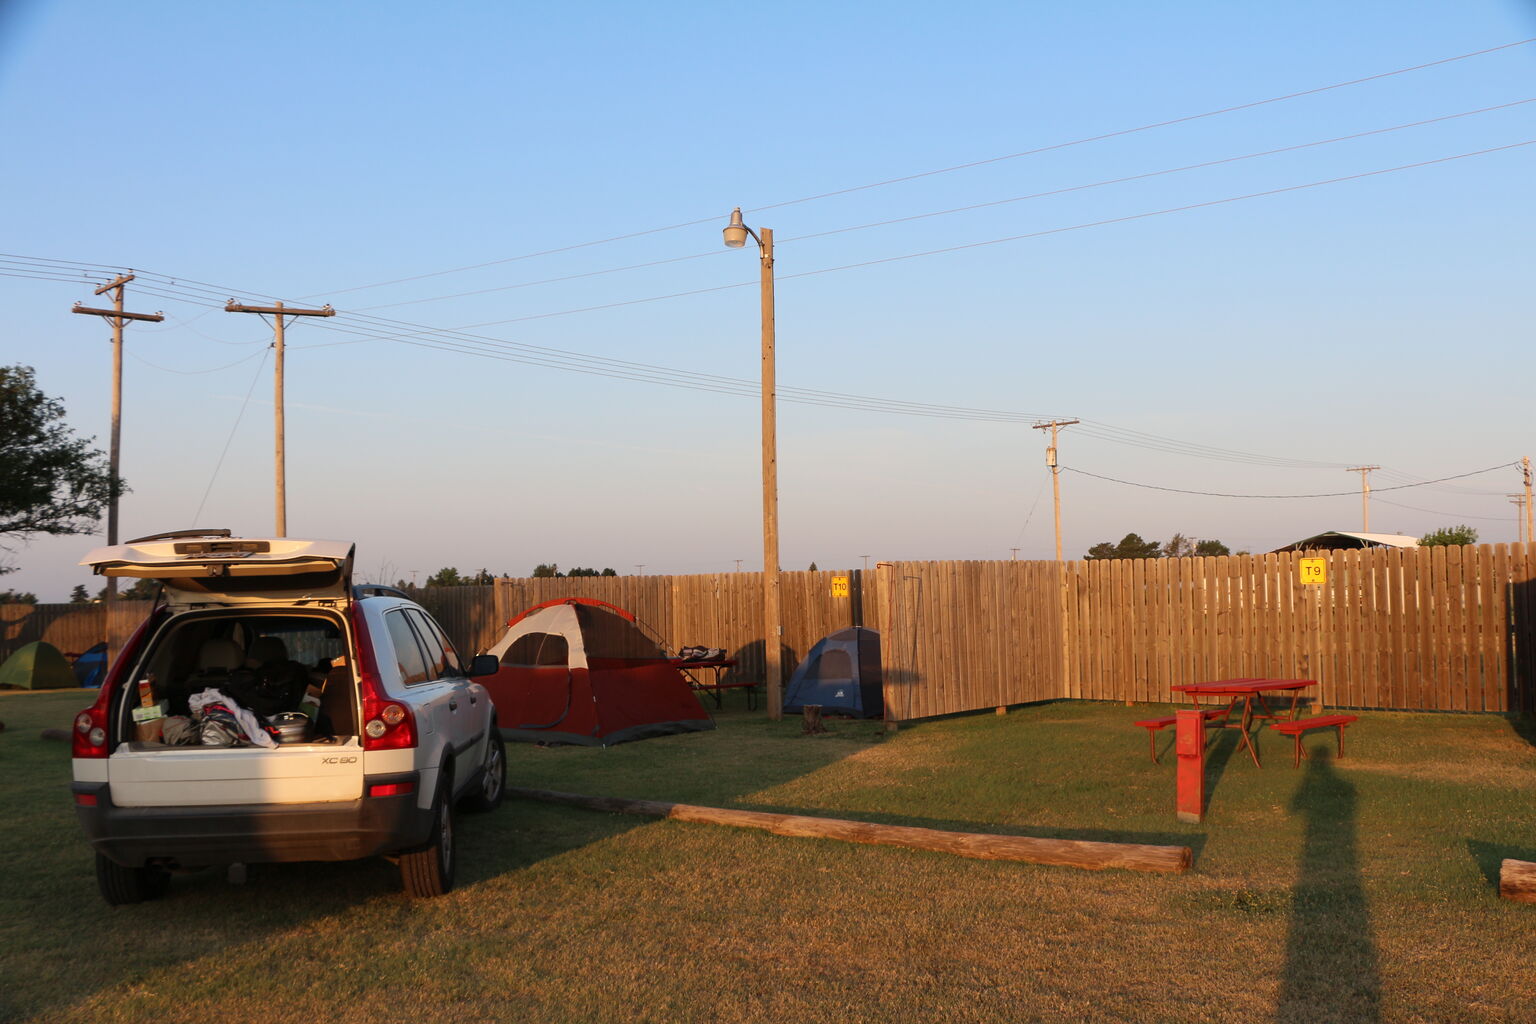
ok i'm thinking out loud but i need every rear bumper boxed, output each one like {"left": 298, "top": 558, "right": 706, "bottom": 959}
{"left": 73, "top": 773, "right": 433, "bottom": 867}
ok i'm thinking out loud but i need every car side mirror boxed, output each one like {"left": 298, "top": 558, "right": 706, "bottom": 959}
{"left": 467, "top": 654, "right": 499, "bottom": 677}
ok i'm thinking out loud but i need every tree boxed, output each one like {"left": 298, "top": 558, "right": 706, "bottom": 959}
{"left": 1420, "top": 525, "right": 1478, "bottom": 547}
{"left": 535, "top": 564, "right": 617, "bottom": 578}
{"left": 808, "top": 561, "right": 818, "bottom": 572}
{"left": 425, "top": 567, "right": 463, "bottom": 587}
{"left": 69, "top": 584, "right": 90, "bottom": 604}
{"left": 1084, "top": 533, "right": 1163, "bottom": 560}
{"left": 1163, "top": 533, "right": 1231, "bottom": 558}
{"left": 0, "top": 588, "right": 37, "bottom": 604}
{"left": 0, "top": 366, "right": 119, "bottom": 564}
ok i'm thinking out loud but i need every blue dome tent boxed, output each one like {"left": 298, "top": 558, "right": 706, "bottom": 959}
{"left": 782, "top": 627, "right": 883, "bottom": 718}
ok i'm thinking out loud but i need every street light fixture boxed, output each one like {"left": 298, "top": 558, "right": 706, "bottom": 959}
{"left": 722, "top": 206, "right": 782, "bottom": 719}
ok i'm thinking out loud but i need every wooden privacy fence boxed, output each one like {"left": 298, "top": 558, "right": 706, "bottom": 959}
{"left": 9, "top": 546, "right": 1533, "bottom": 720}
{"left": 875, "top": 544, "right": 1536, "bottom": 720}
{"left": 490, "top": 571, "right": 879, "bottom": 688}
{"left": 1, "top": 601, "right": 151, "bottom": 667}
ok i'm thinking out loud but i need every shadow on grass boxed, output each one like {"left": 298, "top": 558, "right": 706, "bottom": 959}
{"left": 1201, "top": 727, "right": 1241, "bottom": 811}
{"left": 1507, "top": 713, "right": 1536, "bottom": 750}
{"left": 1465, "top": 839, "right": 1536, "bottom": 890}
{"left": 1275, "top": 749, "right": 1380, "bottom": 1024}
{"left": 3, "top": 693, "right": 871, "bottom": 1022}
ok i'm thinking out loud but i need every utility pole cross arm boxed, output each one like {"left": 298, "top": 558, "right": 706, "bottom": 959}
{"left": 71, "top": 304, "right": 164, "bottom": 323}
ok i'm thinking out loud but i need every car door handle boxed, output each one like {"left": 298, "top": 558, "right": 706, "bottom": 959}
{"left": 449, "top": 699, "right": 459, "bottom": 712}
{"left": 468, "top": 694, "right": 477, "bottom": 705}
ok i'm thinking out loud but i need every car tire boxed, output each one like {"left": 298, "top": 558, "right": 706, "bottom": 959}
{"left": 96, "top": 853, "right": 170, "bottom": 906}
{"left": 460, "top": 727, "right": 505, "bottom": 814}
{"left": 400, "top": 776, "right": 455, "bottom": 899}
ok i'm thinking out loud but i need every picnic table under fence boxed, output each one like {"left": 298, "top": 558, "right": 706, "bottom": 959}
{"left": 1167, "top": 678, "right": 1317, "bottom": 768}
{"left": 668, "top": 657, "right": 752, "bottom": 710}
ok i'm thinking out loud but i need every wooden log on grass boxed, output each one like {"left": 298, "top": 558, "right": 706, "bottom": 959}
{"left": 508, "top": 787, "right": 1191, "bottom": 874}
{"left": 1500, "top": 859, "right": 1536, "bottom": 902}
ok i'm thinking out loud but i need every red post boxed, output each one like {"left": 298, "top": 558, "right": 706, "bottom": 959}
{"left": 1175, "top": 709, "right": 1205, "bottom": 823}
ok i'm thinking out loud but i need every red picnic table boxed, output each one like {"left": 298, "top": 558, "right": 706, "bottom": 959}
{"left": 668, "top": 657, "right": 750, "bottom": 710}
{"left": 1168, "top": 678, "right": 1315, "bottom": 768}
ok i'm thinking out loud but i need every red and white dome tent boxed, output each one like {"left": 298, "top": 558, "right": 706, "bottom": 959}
{"left": 480, "top": 597, "right": 714, "bottom": 746}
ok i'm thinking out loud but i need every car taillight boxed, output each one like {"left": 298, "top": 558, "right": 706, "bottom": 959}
{"left": 72, "top": 609, "right": 163, "bottom": 760}
{"left": 349, "top": 603, "right": 418, "bottom": 751}
{"left": 73, "top": 708, "right": 109, "bottom": 758}
{"left": 367, "top": 781, "right": 414, "bottom": 798}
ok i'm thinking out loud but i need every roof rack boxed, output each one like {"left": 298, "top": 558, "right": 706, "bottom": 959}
{"left": 354, "top": 584, "right": 411, "bottom": 600}
{"left": 124, "top": 528, "right": 234, "bottom": 544}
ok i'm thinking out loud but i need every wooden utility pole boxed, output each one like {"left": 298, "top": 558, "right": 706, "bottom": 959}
{"left": 1346, "top": 466, "right": 1380, "bottom": 532}
{"left": 1525, "top": 457, "right": 1533, "bottom": 546}
{"left": 758, "top": 226, "right": 783, "bottom": 719}
{"left": 224, "top": 300, "right": 335, "bottom": 536}
{"left": 71, "top": 276, "right": 164, "bottom": 601}
{"left": 1032, "top": 420, "right": 1079, "bottom": 562}
{"left": 1510, "top": 495, "right": 1529, "bottom": 544}
{"left": 723, "top": 208, "right": 782, "bottom": 718}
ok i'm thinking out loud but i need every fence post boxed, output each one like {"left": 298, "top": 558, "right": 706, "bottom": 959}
{"left": 1175, "top": 709, "right": 1205, "bottom": 823}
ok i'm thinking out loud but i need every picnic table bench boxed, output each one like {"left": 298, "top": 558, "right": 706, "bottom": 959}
{"left": 1269, "top": 714, "right": 1358, "bottom": 768}
{"left": 1133, "top": 707, "right": 1230, "bottom": 764}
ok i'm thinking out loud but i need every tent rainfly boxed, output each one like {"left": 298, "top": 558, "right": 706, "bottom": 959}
{"left": 782, "top": 627, "right": 883, "bottom": 718}
{"left": 0, "top": 641, "right": 78, "bottom": 690}
{"left": 481, "top": 597, "right": 714, "bottom": 746}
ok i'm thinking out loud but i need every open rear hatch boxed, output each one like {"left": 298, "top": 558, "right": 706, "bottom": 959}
{"left": 81, "top": 531, "right": 354, "bottom": 607}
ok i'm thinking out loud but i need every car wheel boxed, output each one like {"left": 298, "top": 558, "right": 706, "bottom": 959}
{"left": 400, "top": 777, "right": 455, "bottom": 898}
{"left": 461, "top": 728, "right": 505, "bottom": 814}
{"left": 96, "top": 853, "right": 170, "bottom": 906}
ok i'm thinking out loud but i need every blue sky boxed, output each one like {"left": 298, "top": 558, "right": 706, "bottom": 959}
{"left": 2, "top": 1, "right": 1533, "bottom": 599}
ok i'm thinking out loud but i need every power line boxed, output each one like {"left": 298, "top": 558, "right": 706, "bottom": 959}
{"left": 1062, "top": 462, "right": 1520, "bottom": 498}
{"left": 342, "top": 98, "right": 1536, "bottom": 314}
{"left": 1372, "top": 497, "right": 1514, "bottom": 522}
{"left": 6, "top": 135, "right": 1532, "bottom": 368}
{"left": 192, "top": 347, "right": 271, "bottom": 525}
{"left": 304, "top": 138, "right": 1536, "bottom": 337}
{"left": 127, "top": 346, "right": 268, "bottom": 375}
{"left": 301, "top": 36, "right": 1536, "bottom": 299}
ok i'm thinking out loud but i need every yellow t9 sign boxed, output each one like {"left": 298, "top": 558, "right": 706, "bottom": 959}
{"left": 1299, "top": 558, "right": 1327, "bottom": 585}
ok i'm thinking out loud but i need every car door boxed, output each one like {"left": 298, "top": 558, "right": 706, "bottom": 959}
{"left": 381, "top": 608, "right": 456, "bottom": 755}
{"left": 404, "top": 609, "right": 480, "bottom": 763}
{"left": 415, "top": 610, "right": 487, "bottom": 743}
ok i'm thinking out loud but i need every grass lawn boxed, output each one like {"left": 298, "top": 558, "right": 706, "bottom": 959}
{"left": 2, "top": 688, "right": 1533, "bottom": 1024}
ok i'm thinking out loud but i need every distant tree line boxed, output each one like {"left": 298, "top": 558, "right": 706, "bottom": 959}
{"left": 531, "top": 563, "right": 617, "bottom": 578}
{"left": 1085, "top": 525, "right": 1484, "bottom": 560}
{"left": 1084, "top": 532, "right": 1236, "bottom": 560}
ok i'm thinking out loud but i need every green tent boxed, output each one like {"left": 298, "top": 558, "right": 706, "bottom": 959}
{"left": 0, "top": 642, "right": 78, "bottom": 690}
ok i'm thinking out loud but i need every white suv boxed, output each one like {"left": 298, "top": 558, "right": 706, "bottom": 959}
{"left": 70, "top": 531, "right": 505, "bottom": 904}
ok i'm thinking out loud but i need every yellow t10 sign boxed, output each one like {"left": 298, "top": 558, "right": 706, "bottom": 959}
{"left": 1299, "top": 558, "right": 1327, "bottom": 585}
{"left": 831, "top": 575, "right": 850, "bottom": 598}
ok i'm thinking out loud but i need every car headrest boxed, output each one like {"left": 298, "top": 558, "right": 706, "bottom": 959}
{"left": 197, "top": 637, "right": 244, "bottom": 672}
{"left": 248, "top": 635, "right": 288, "bottom": 665}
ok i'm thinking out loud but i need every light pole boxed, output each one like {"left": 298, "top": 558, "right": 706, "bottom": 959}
{"left": 723, "top": 206, "right": 782, "bottom": 720}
